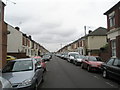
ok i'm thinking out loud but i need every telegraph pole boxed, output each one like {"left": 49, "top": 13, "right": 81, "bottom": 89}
{"left": 84, "top": 26, "right": 87, "bottom": 36}
{"left": 60, "top": 43, "right": 62, "bottom": 49}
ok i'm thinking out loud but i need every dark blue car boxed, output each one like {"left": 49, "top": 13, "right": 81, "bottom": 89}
{"left": 101, "top": 58, "right": 120, "bottom": 82}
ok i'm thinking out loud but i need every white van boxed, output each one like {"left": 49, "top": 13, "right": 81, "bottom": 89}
{"left": 67, "top": 52, "right": 79, "bottom": 63}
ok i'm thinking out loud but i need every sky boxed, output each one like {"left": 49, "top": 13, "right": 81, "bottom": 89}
{"left": 2, "top": 0, "right": 120, "bottom": 52}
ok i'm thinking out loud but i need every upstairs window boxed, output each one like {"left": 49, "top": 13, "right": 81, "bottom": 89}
{"left": 109, "top": 11, "right": 115, "bottom": 28}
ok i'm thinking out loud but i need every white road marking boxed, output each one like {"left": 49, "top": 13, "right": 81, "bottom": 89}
{"left": 105, "top": 82, "right": 114, "bottom": 87}
{"left": 94, "top": 76, "right": 100, "bottom": 79}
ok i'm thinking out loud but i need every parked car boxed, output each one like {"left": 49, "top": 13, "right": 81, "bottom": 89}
{"left": 0, "top": 76, "right": 13, "bottom": 89}
{"left": 42, "top": 54, "right": 51, "bottom": 61}
{"left": 73, "top": 55, "right": 85, "bottom": 66}
{"left": 63, "top": 54, "right": 69, "bottom": 60}
{"left": 7, "top": 55, "right": 16, "bottom": 62}
{"left": 2, "top": 58, "right": 44, "bottom": 90}
{"left": 33, "top": 56, "right": 46, "bottom": 72}
{"left": 81, "top": 56, "right": 103, "bottom": 72}
{"left": 67, "top": 52, "right": 79, "bottom": 63}
{"left": 101, "top": 58, "right": 120, "bottom": 82}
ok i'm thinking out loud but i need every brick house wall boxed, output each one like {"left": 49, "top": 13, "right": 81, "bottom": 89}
{"left": 0, "top": 2, "right": 7, "bottom": 69}
{"left": 104, "top": 1, "right": 120, "bottom": 59}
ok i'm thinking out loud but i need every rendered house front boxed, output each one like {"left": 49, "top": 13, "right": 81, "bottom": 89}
{"left": 85, "top": 27, "right": 107, "bottom": 56}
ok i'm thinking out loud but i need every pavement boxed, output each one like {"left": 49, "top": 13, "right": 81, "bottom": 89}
{"left": 39, "top": 55, "right": 120, "bottom": 88}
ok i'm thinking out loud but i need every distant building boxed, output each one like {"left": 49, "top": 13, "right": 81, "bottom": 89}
{"left": 104, "top": 1, "right": 120, "bottom": 59}
{"left": 58, "top": 27, "right": 107, "bottom": 56}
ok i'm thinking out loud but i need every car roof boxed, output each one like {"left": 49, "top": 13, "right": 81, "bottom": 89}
{"left": 33, "top": 56, "right": 41, "bottom": 58}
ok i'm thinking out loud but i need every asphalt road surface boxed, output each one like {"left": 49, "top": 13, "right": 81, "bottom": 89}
{"left": 40, "top": 55, "right": 120, "bottom": 88}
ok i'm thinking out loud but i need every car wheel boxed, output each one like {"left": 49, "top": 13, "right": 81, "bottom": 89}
{"left": 87, "top": 66, "right": 91, "bottom": 72}
{"left": 103, "top": 70, "right": 108, "bottom": 78}
{"left": 75, "top": 61, "right": 78, "bottom": 66}
{"left": 34, "top": 82, "right": 38, "bottom": 90}
{"left": 41, "top": 76, "right": 44, "bottom": 83}
{"left": 81, "top": 63, "right": 84, "bottom": 69}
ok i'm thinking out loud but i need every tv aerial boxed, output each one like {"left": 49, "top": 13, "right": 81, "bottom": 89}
{"left": 6, "top": 0, "right": 16, "bottom": 5}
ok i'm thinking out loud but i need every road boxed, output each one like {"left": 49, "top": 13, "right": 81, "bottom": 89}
{"left": 39, "top": 55, "right": 120, "bottom": 88}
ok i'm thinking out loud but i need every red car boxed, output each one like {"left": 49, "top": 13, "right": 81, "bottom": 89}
{"left": 33, "top": 56, "right": 46, "bottom": 72}
{"left": 81, "top": 56, "right": 103, "bottom": 72}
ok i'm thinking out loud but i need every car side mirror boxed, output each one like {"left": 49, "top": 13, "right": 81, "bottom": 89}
{"left": 36, "top": 65, "right": 42, "bottom": 70}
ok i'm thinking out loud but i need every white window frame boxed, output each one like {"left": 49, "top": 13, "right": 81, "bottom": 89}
{"left": 111, "top": 40, "right": 116, "bottom": 57}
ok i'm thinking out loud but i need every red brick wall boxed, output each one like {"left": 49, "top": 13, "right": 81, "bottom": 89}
{"left": 107, "top": 7, "right": 120, "bottom": 31}
{"left": 0, "top": 2, "right": 7, "bottom": 69}
{"left": 2, "top": 22, "right": 7, "bottom": 68}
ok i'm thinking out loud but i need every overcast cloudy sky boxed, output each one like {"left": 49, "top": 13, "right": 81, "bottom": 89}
{"left": 2, "top": 0, "right": 120, "bottom": 52}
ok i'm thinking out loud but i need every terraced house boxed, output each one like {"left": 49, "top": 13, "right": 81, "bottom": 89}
{"left": 58, "top": 27, "right": 107, "bottom": 57}
{"left": 104, "top": 1, "right": 120, "bottom": 59}
{"left": 7, "top": 24, "right": 49, "bottom": 58}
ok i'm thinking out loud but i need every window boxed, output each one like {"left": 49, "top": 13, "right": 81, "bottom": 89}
{"left": 111, "top": 40, "right": 116, "bottom": 57}
{"left": 106, "top": 58, "right": 114, "bottom": 65}
{"left": 113, "top": 59, "right": 120, "bottom": 66}
{"left": 109, "top": 11, "right": 115, "bottom": 27}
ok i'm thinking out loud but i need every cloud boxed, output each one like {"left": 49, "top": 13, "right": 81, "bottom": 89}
{"left": 3, "top": 0, "right": 120, "bottom": 52}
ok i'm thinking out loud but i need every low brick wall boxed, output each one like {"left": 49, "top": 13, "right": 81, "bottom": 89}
{"left": 7, "top": 53, "right": 30, "bottom": 59}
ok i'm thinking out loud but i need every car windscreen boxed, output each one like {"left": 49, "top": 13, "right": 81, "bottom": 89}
{"left": 70, "top": 54, "right": 79, "bottom": 57}
{"left": 2, "top": 60, "right": 33, "bottom": 73}
{"left": 34, "top": 58, "right": 42, "bottom": 62}
{"left": 75, "top": 55, "right": 85, "bottom": 59}
{"left": 89, "top": 56, "right": 97, "bottom": 61}
{"left": 96, "top": 57, "right": 102, "bottom": 61}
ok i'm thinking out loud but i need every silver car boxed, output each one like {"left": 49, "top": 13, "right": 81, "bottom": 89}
{"left": 2, "top": 58, "right": 44, "bottom": 90}
{"left": 0, "top": 76, "right": 12, "bottom": 89}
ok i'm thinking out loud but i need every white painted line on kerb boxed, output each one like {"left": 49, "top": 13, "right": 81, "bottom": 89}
{"left": 94, "top": 76, "right": 100, "bottom": 79}
{"left": 105, "top": 82, "right": 114, "bottom": 87}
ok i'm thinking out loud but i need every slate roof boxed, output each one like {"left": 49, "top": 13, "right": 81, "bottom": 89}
{"left": 87, "top": 27, "right": 107, "bottom": 36}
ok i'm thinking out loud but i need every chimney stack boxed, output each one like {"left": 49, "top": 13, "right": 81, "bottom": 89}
{"left": 88, "top": 30, "right": 92, "bottom": 34}
{"left": 15, "top": 27, "right": 20, "bottom": 31}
